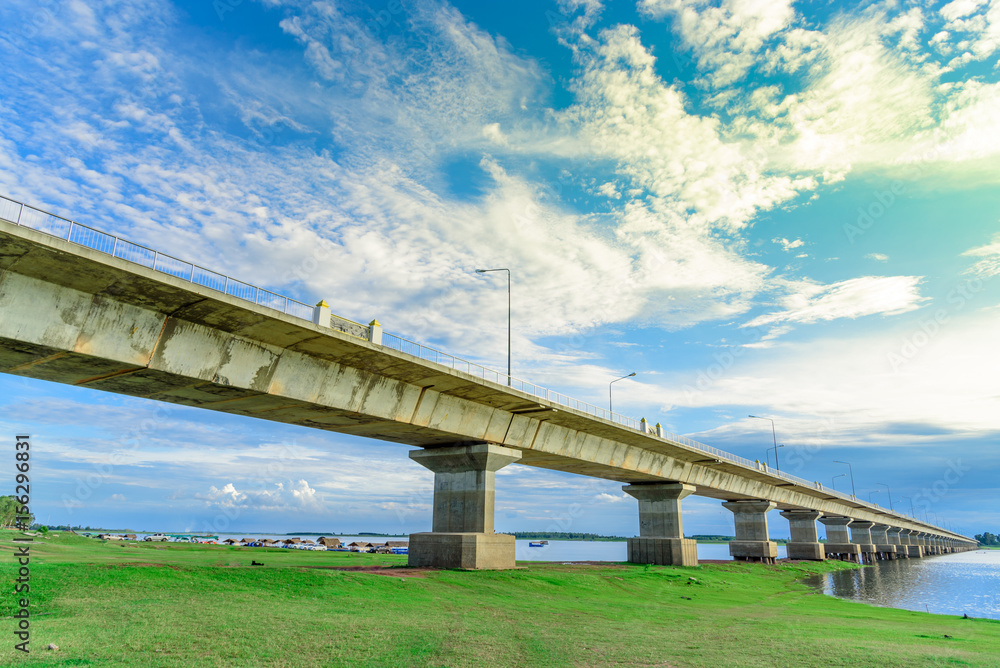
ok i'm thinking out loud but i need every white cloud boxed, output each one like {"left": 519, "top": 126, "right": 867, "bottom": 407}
{"left": 963, "top": 232, "right": 1000, "bottom": 277}
{"left": 866, "top": 252, "right": 890, "bottom": 262}
{"left": 665, "top": 310, "right": 1000, "bottom": 437}
{"left": 744, "top": 276, "right": 926, "bottom": 328}
{"left": 773, "top": 237, "right": 804, "bottom": 252}
{"left": 639, "top": 0, "right": 797, "bottom": 87}
{"left": 197, "top": 480, "right": 321, "bottom": 511}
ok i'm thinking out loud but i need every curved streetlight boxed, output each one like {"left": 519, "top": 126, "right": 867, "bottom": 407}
{"left": 833, "top": 460, "right": 856, "bottom": 498}
{"left": 876, "top": 483, "right": 894, "bottom": 511}
{"left": 609, "top": 372, "right": 636, "bottom": 414}
{"left": 832, "top": 473, "right": 846, "bottom": 491}
{"left": 748, "top": 415, "right": 780, "bottom": 471}
{"left": 474, "top": 268, "right": 511, "bottom": 386}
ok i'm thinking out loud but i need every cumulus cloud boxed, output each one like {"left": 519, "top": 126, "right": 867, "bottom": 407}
{"left": 198, "top": 480, "right": 321, "bottom": 511}
{"left": 866, "top": 253, "right": 890, "bottom": 262}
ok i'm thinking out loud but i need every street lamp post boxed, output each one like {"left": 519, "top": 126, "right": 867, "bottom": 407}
{"left": 475, "top": 268, "right": 511, "bottom": 386}
{"left": 748, "top": 415, "right": 780, "bottom": 471}
{"left": 609, "top": 372, "right": 636, "bottom": 415}
{"left": 876, "top": 483, "right": 893, "bottom": 511}
{"left": 832, "top": 473, "right": 846, "bottom": 491}
{"left": 902, "top": 496, "right": 915, "bottom": 517}
{"left": 833, "top": 460, "right": 856, "bottom": 498}
{"left": 765, "top": 444, "right": 785, "bottom": 469}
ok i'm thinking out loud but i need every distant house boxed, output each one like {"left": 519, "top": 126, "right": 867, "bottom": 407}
{"left": 318, "top": 537, "right": 342, "bottom": 548}
{"left": 348, "top": 541, "right": 373, "bottom": 552}
{"left": 259, "top": 539, "right": 276, "bottom": 546}
{"left": 223, "top": 538, "right": 240, "bottom": 545}
{"left": 375, "top": 541, "right": 409, "bottom": 554}
{"left": 300, "top": 539, "right": 315, "bottom": 545}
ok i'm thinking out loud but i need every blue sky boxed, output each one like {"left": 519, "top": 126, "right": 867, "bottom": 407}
{"left": 1, "top": 0, "right": 998, "bottom": 539}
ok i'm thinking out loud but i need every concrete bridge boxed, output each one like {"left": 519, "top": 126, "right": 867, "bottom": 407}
{"left": 0, "top": 199, "right": 978, "bottom": 568}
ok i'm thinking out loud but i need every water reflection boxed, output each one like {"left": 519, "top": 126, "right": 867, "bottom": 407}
{"left": 806, "top": 550, "right": 1000, "bottom": 620}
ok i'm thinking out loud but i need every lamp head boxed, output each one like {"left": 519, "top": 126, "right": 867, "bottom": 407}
{"left": 475, "top": 269, "right": 486, "bottom": 273}
{"left": 627, "top": 372, "right": 636, "bottom": 377}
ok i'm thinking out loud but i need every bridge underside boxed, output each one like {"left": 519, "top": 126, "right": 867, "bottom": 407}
{"left": 0, "top": 333, "right": 761, "bottom": 500}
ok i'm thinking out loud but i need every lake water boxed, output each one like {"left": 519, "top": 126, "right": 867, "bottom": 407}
{"left": 804, "top": 549, "right": 1000, "bottom": 620}
{"left": 139, "top": 533, "right": 785, "bottom": 561}
{"left": 514, "top": 540, "right": 787, "bottom": 562}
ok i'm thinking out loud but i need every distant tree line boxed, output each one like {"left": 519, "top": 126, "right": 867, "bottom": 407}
{"left": 975, "top": 532, "right": 999, "bottom": 546}
{"left": 0, "top": 495, "right": 35, "bottom": 529}
{"left": 512, "top": 532, "right": 628, "bottom": 542}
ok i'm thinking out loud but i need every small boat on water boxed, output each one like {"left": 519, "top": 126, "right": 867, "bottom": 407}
{"left": 527, "top": 541, "right": 548, "bottom": 547}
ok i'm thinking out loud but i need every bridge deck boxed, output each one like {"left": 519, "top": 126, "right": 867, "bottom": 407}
{"left": 0, "top": 220, "right": 971, "bottom": 542}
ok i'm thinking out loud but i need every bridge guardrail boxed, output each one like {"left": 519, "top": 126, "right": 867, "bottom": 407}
{"left": 0, "top": 194, "right": 935, "bottom": 528}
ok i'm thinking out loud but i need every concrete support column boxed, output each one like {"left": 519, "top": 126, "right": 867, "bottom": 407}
{"left": 871, "top": 524, "right": 896, "bottom": 560}
{"left": 849, "top": 520, "right": 877, "bottom": 563}
{"left": 722, "top": 500, "right": 777, "bottom": 564}
{"left": 780, "top": 510, "right": 825, "bottom": 561}
{"left": 623, "top": 482, "right": 698, "bottom": 566}
{"left": 903, "top": 530, "right": 923, "bottom": 558}
{"left": 819, "top": 516, "right": 861, "bottom": 562}
{"left": 407, "top": 443, "right": 521, "bottom": 569}
{"left": 886, "top": 527, "right": 906, "bottom": 559}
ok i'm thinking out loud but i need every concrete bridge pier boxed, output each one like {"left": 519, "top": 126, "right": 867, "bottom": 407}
{"left": 623, "top": 482, "right": 698, "bottom": 566}
{"left": 886, "top": 527, "right": 906, "bottom": 558}
{"left": 819, "top": 516, "right": 861, "bottom": 562}
{"left": 723, "top": 500, "right": 778, "bottom": 564}
{"left": 871, "top": 524, "right": 897, "bottom": 560}
{"left": 848, "top": 520, "right": 877, "bottom": 564}
{"left": 407, "top": 443, "right": 521, "bottom": 570}
{"left": 779, "top": 510, "right": 825, "bottom": 561}
{"left": 902, "top": 529, "right": 924, "bottom": 558}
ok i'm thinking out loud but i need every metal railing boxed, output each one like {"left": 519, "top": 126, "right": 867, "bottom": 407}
{"left": 0, "top": 193, "right": 945, "bottom": 528}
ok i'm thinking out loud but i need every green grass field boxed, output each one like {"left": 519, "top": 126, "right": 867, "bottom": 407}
{"left": 1, "top": 531, "right": 997, "bottom": 667}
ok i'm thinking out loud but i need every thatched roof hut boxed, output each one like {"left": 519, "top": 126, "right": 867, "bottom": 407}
{"left": 385, "top": 541, "right": 408, "bottom": 547}
{"left": 223, "top": 538, "right": 240, "bottom": 545}
{"left": 318, "top": 537, "right": 342, "bottom": 547}
{"left": 260, "top": 539, "right": 276, "bottom": 546}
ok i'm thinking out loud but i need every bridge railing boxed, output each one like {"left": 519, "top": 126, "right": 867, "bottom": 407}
{"left": 0, "top": 193, "right": 922, "bottom": 521}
